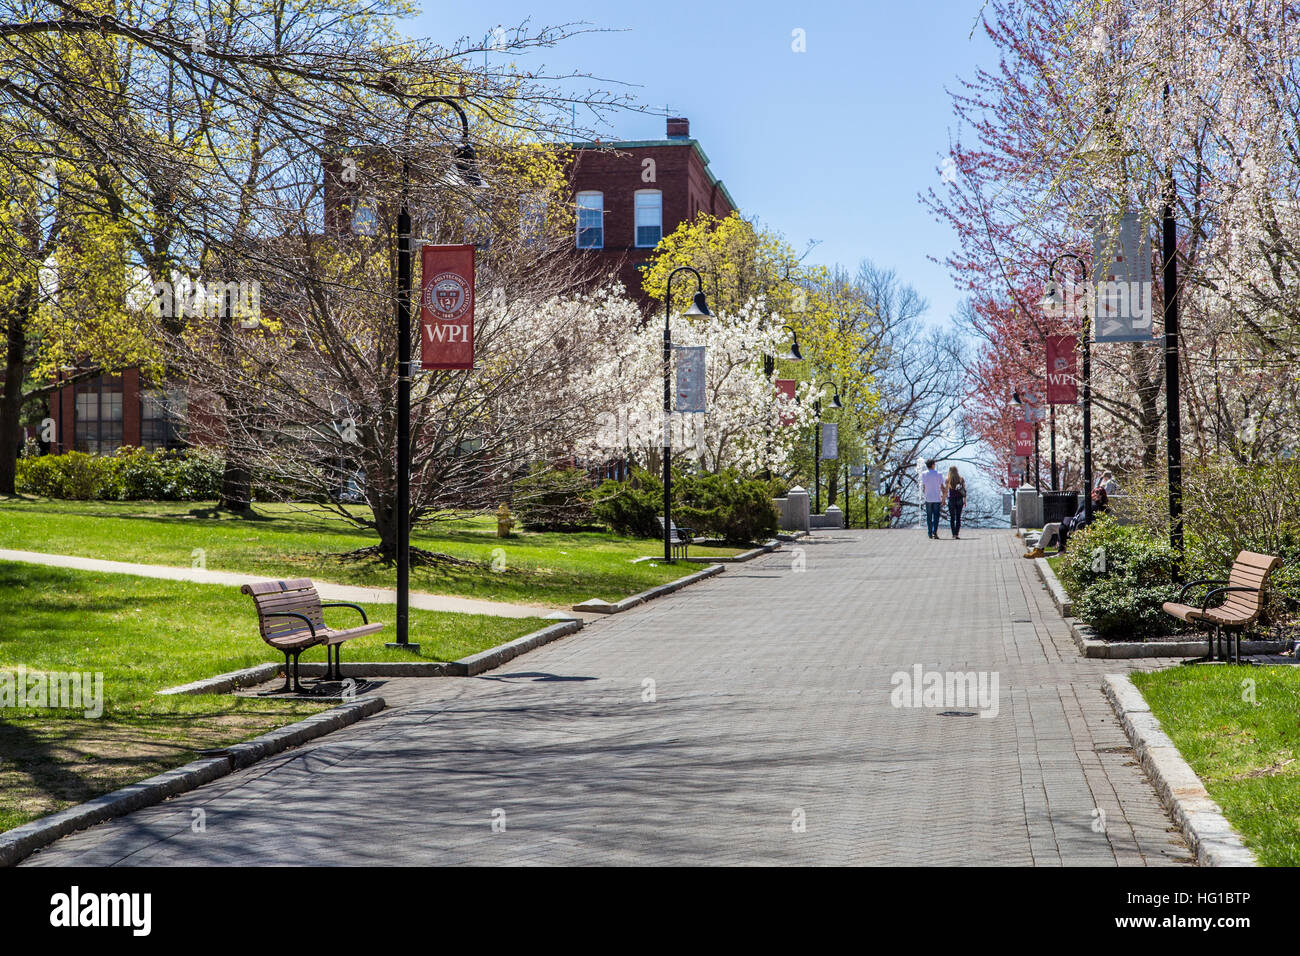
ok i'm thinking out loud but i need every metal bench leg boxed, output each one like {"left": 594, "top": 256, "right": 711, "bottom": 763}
{"left": 1183, "top": 625, "right": 1218, "bottom": 666}
{"left": 278, "top": 652, "right": 294, "bottom": 692}
{"left": 291, "top": 650, "right": 307, "bottom": 693}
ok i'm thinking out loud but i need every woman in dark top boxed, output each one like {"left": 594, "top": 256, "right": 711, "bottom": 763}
{"left": 944, "top": 466, "right": 967, "bottom": 539}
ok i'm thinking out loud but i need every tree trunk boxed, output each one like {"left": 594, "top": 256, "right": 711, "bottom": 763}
{"left": 0, "top": 288, "right": 32, "bottom": 495}
{"left": 215, "top": 294, "right": 252, "bottom": 510}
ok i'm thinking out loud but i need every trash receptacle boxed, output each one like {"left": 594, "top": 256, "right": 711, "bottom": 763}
{"left": 1042, "top": 491, "right": 1079, "bottom": 525}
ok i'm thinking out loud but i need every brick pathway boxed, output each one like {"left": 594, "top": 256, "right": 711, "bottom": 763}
{"left": 23, "top": 530, "right": 1192, "bottom": 866}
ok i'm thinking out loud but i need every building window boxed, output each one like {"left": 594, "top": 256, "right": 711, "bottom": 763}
{"left": 352, "top": 199, "right": 378, "bottom": 237}
{"left": 74, "top": 375, "right": 123, "bottom": 454}
{"left": 141, "top": 388, "right": 188, "bottom": 451}
{"left": 576, "top": 191, "right": 603, "bottom": 249}
{"left": 635, "top": 189, "right": 662, "bottom": 248}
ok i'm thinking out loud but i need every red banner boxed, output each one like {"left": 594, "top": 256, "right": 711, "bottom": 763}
{"left": 774, "top": 379, "right": 797, "bottom": 425}
{"left": 1015, "top": 422, "right": 1034, "bottom": 457}
{"left": 1046, "top": 334, "right": 1078, "bottom": 405}
{"left": 1007, "top": 462, "right": 1021, "bottom": 489}
{"left": 420, "top": 244, "right": 475, "bottom": 370}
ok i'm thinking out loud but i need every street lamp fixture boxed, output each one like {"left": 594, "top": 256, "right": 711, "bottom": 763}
{"left": 662, "top": 267, "right": 710, "bottom": 564}
{"left": 784, "top": 325, "right": 803, "bottom": 361}
{"left": 389, "top": 94, "right": 480, "bottom": 652}
{"left": 812, "top": 380, "right": 843, "bottom": 513}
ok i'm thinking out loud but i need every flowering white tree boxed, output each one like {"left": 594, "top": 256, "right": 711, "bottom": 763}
{"left": 929, "top": 0, "right": 1300, "bottom": 476}
{"left": 582, "top": 298, "right": 818, "bottom": 475}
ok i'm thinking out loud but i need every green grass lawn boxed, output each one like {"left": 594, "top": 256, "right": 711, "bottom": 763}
{"left": 0, "top": 497, "right": 743, "bottom": 607}
{"left": 1133, "top": 665, "right": 1300, "bottom": 866}
{"left": 0, "top": 560, "right": 548, "bottom": 833}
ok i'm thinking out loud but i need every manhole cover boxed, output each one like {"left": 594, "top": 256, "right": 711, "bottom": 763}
{"left": 939, "top": 711, "right": 977, "bottom": 717}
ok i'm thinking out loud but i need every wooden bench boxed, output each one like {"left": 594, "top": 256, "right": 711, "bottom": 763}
{"left": 657, "top": 516, "right": 695, "bottom": 560}
{"left": 1161, "top": 551, "right": 1281, "bottom": 664}
{"left": 241, "top": 579, "right": 384, "bottom": 692}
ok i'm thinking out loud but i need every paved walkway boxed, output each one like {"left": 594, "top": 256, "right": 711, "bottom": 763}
{"left": 0, "top": 548, "right": 562, "bottom": 619}
{"left": 23, "top": 530, "right": 1191, "bottom": 866}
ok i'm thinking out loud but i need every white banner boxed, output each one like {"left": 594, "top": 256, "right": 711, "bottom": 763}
{"left": 821, "top": 422, "right": 838, "bottom": 460}
{"left": 674, "top": 345, "right": 706, "bottom": 413}
{"left": 1092, "top": 210, "right": 1154, "bottom": 343}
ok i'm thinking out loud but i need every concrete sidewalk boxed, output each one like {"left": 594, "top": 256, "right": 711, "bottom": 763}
{"left": 0, "top": 547, "right": 561, "bottom": 619}
{"left": 21, "top": 530, "right": 1193, "bottom": 866}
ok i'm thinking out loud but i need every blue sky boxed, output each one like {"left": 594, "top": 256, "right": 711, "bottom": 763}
{"left": 415, "top": 0, "right": 999, "bottom": 326}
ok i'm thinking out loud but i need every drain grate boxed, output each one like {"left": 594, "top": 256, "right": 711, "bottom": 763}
{"left": 939, "top": 711, "right": 977, "bottom": 717}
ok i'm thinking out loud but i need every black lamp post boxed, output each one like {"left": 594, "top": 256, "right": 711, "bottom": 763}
{"left": 1043, "top": 254, "right": 1092, "bottom": 523}
{"left": 762, "top": 325, "right": 802, "bottom": 482}
{"left": 812, "top": 380, "right": 843, "bottom": 514}
{"left": 763, "top": 324, "right": 803, "bottom": 379}
{"left": 663, "top": 267, "right": 710, "bottom": 564}
{"left": 390, "top": 95, "right": 481, "bottom": 650}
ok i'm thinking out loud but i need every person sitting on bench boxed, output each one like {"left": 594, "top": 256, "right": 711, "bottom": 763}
{"left": 1058, "top": 487, "right": 1108, "bottom": 553}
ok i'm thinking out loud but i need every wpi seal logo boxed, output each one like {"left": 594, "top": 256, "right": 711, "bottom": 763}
{"left": 423, "top": 271, "right": 471, "bottom": 321}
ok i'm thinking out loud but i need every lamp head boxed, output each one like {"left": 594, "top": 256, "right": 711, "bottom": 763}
{"left": 683, "top": 290, "right": 710, "bottom": 317}
{"left": 1040, "top": 280, "right": 1066, "bottom": 313}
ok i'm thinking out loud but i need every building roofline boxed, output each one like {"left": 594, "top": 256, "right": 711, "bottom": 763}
{"left": 561, "top": 138, "right": 738, "bottom": 214}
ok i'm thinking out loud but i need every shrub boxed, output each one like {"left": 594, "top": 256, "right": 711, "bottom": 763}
{"left": 16, "top": 451, "right": 101, "bottom": 499}
{"left": 674, "top": 470, "right": 778, "bottom": 544}
{"left": 1057, "top": 518, "right": 1184, "bottom": 640}
{"left": 589, "top": 469, "right": 663, "bottom": 538}
{"left": 589, "top": 467, "right": 777, "bottom": 544}
{"left": 1074, "top": 579, "right": 1182, "bottom": 641}
{"left": 511, "top": 465, "right": 598, "bottom": 532}
{"left": 16, "top": 447, "right": 222, "bottom": 501}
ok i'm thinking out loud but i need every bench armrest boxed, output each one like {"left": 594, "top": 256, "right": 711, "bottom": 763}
{"left": 1202, "top": 586, "right": 1261, "bottom": 615}
{"left": 320, "top": 602, "right": 369, "bottom": 625}
{"left": 676, "top": 526, "right": 696, "bottom": 540}
{"left": 262, "top": 611, "right": 319, "bottom": 639}
{"left": 1177, "top": 578, "right": 1226, "bottom": 603}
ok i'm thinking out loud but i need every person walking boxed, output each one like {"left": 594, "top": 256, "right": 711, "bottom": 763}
{"left": 944, "top": 466, "right": 967, "bottom": 539}
{"left": 1095, "top": 470, "right": 1120, "bottom": 496}
{"left": 921, "top": 459, "right": 944, "bottom": 539}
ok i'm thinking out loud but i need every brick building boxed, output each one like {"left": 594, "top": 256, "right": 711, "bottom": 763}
{"left": 565, "top": 116, "right": 737, "bottom": 301}
{"left": 42, "top": 117, "right": 737, "bottom": 455}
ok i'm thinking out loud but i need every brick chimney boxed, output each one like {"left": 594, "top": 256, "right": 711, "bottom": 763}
{"left": 666, "top": 116, "right": 690, "bottom": 139}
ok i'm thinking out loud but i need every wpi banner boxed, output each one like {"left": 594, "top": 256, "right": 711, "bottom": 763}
{"left": 1046, "top": 335, "right": 1078, "bottom": 405}
{"left": 1014, "top": 421, "right": 1034, "bottom": 457}
{"left": 420, "top": 244, "right": 475, "bottom": 370}
{"left": 775, "top": 379, "right": 797, "bottom": 425}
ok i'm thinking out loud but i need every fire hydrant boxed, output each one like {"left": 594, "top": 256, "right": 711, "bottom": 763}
{"left": 496, "top": 503, "right": 514, "bottom": 538}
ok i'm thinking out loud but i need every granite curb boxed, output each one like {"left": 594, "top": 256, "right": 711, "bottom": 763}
{"left": 1103, "top": 674, "right": 1257, "bottom": 867}
{"left": 572, "top": 563, "right": 725, "bottom": 614}
{"left": 1, "top": 697, "right": 385, "bottom": 867}
{"left": 679, "top": 538, "right": 782, "bottom": 563}
{"left": 157, "top": 619, "right": 586, "bottom": 694}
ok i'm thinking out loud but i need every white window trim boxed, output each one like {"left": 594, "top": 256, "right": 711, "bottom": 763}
{"left": 634, "top": 189, "right": 662, "bottom": 248}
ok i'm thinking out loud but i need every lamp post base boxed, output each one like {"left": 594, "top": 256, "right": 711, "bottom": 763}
{"left": 384, "top": 642, "right": 422, "bottom": 653}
